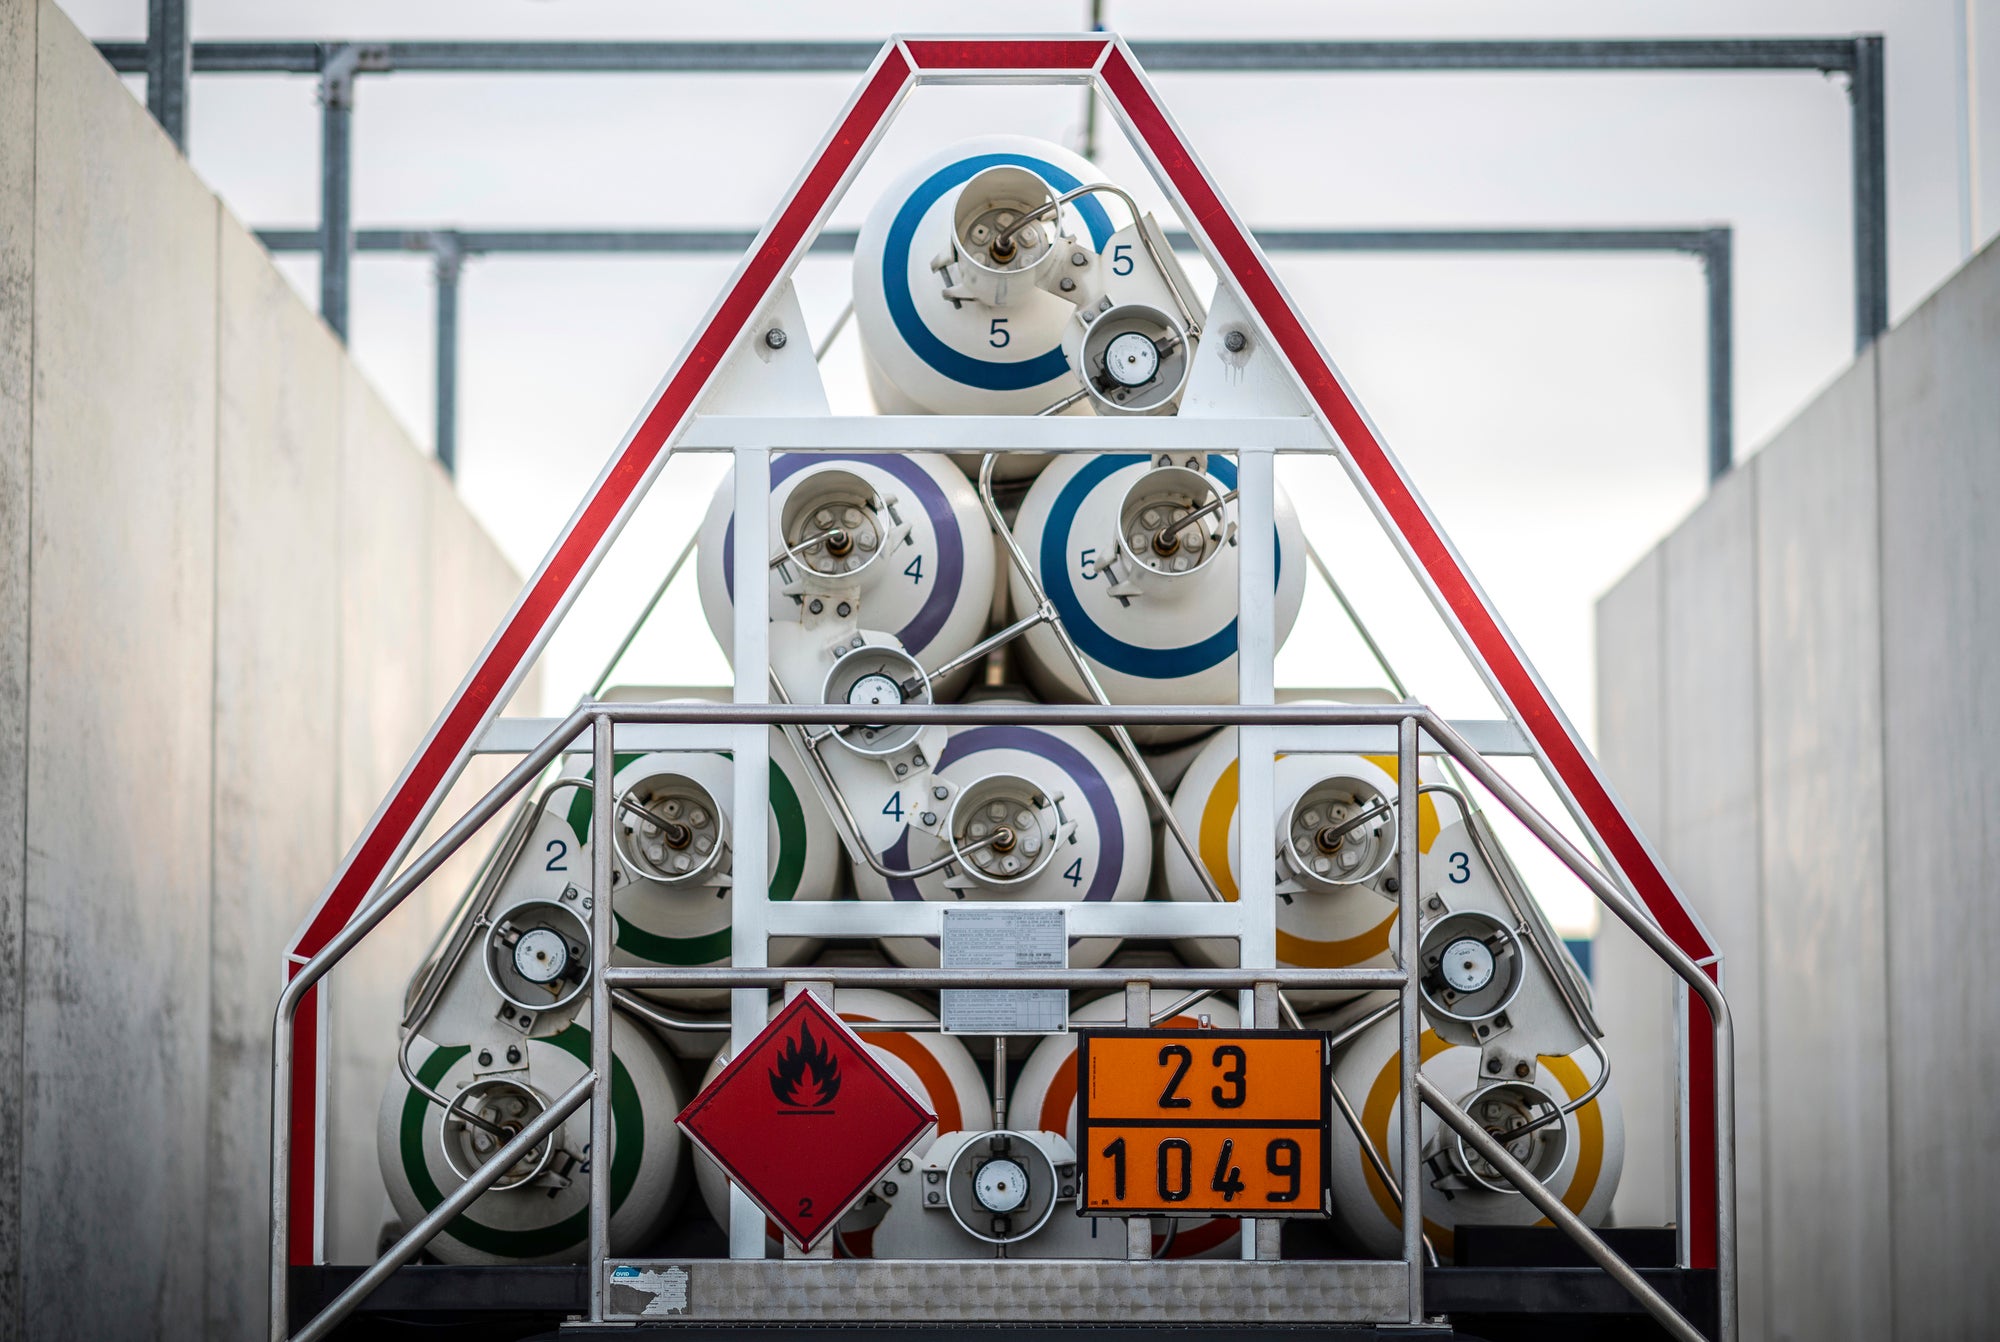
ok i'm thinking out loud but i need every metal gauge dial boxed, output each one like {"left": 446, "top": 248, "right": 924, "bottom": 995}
{"left": 973, "top": 1157, "right": 1030, "bottom": 1213}
{"left": 513, "top": 927, "right": 570, "bottom": 984}
{"left": 846, "top": 673, "right": 904, "bottom": 708}
{"left": 1439, "top": 936, "right": 1496, "bottom": 993}
{"left": 1103, "top": 330, "right": 1161, "bottom": 386}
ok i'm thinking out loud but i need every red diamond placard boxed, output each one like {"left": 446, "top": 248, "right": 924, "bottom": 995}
{"left": 676, "top": 991, "right": 936, "bottom": 1250}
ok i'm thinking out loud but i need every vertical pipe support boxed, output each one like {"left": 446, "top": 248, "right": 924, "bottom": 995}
{"left": 431, "top": 231, "right": 464, "bottom": 478}
{"left": 1123, "top": 980, "right": 1152, "bottom": 1261}
{"left": 1702, "top": 228, "right": 1734, "bottom": 482}
{"left": 317, "top": 44, "right": 374, "bottom": 343}
{"left": 1396, "top": 715, "right": 1424, "bottom": 1323}
{"left": 1850, "top": 35, "right": 1890, "bottom": 349}
{"left": 1234, "top": 445, "right": 1278, "bottom": 1263}
{"left": 728, "top": 444, "right": 774, "bottom": 1260}
{"left": 587, "top": 711, "right": 615, "bottom": 1321}
{"left": 144, "top": 0, "right": 191, "bottom": 151}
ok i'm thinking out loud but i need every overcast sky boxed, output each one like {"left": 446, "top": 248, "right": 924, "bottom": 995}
{"left": 62, "top": 0, "right": 1987, "bottom": 930}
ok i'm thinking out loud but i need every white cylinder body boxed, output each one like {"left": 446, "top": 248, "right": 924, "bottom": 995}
{"left": 1162, "top": 726, "right": 1437, "bottom": 1005}
{"left": 848, "top": 718, "right": 1152, "bottom": 968}
{"left": 852, "top": 136, "right": 1116, "bottom": 419}
{"left": 1007, "top": 989, "right": 1244, "bottom": 1259}
{"left": 1326, "top": 1013, "right": 1623, "bottom": 1260}
{"left": 1007, "top": 454, "right": 1306, "bottom": 742}
{"left": 697, "top": 452, "right": 996, "bottom": 688}
{"left": 376, "top": 1010, "right": 687, "bottom": 1265}
{"left": 592, "top": 735, "right": 842, "bottom": 1008}
{"left": 692, "top": 990, "right": 993, "bottom": 1256}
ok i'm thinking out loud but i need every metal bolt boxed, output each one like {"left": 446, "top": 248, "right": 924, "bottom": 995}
{"left": 1383, "top": 876, "right": 1400, "bottom": 893}
{"left": 933, "top": 786, "right": 949, "bottom": 801}
{"left": 898, "top": 1157, "right": 914, "bottom": 1173}
{"left": 764, "top": 328, "right": 788, "bottom": 350}
{"left": 478, "top": 1050, "right": 493, "bottom": 1067}
{"left": 1223, "top": 330, "right": 1248, "bottom": 353}
{"left": 836, "top": 602, "right": 852, "bottom": 618}
{"left": 927, "top": 1192, "right": 941, "bottom": 1204}
{"left": 1514, "top": 1062, "right": 1532, "bottom": 1079}
{"left": 920, "top": 812, "right": 938, "bottom": 826}
{"left": 506, "top": 1046, "right": 522, "bottom": 1065}
{"left": 911, "top": 754, "right": 925, "bottom": 767}
{"left": 1071, "top": 251, "right": 1088, "bottom": 266}
{"left": 1059, "top": 277, "right": 1076, "bottom": 292}
{"left": 880, "top": 1180, "right": 899, "bottom": 1197}
{"left": 894, "top": 763, "right": 908, "bottom": 776}
{"left": 1486, "top": 1057, "right": 1503, "bottom": 1074}
{"left": 808, "top": 599, "right": 824, "bottom": 614}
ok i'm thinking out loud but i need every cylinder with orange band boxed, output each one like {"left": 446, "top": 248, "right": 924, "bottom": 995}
{"left": 1326, "top": 1013, "right": 1623, "bottom": 1260}
{"left": 1003, "top": 988, "right": 1245, "bottom": 1259}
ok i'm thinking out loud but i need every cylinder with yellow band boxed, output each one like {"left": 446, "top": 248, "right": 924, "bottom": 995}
{"left": 1326, "top": 1013, "right": 1623, "bottom": 1261}
{"left": 1160, "top": 723, "right": 1445, "bottom": 1007}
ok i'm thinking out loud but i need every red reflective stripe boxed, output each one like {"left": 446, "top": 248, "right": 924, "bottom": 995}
{"left": 1098, "top": 49, "right": 1707, "bottom": 954}
{"left": 1687, "top": 984, "right": 1718, "bottom": 1268}
{"left": 294, "top": 49, "right": 911, "bottom": 961}
{"left": 286, "top": 982, "right": 318, "bottom": 1264}
{"left": 1099, "top": 45, "right": 1718, "bottom": 1259}
{"left": 905, "top": 38, "right": 1107, "bottom": 70}
{"left": 284, "top": 48, "right": 913, "bottom": 1265}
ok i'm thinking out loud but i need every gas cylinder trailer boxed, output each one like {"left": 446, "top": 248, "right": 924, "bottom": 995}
{"left": 276, "top": 37, "right": 1734, "bottom": 1342}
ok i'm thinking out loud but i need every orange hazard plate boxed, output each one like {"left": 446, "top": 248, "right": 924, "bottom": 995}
{"left": 1076, "top": 1029, "right": 1331, "bottom": 1217}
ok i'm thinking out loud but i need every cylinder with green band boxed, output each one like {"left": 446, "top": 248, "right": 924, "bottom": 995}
{"left": 375, "top": 1012, "right": 687, "bottom": 1265}
{"left": 565, "top": 732, "right": 841, "bottom": 1008}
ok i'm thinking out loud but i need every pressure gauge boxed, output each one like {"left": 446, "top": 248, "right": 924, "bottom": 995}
{"left": 822, "top": 643, "right": 932, "bottom": 758}
{"left": 1103, "top": 330, "right": 1161, "bottom": 387}
{"left": 482, "top": 899, "right": 591, "bottom": 1014}
{"left": 973, "top": 1157, "right": 1030, "bottom": 1213}
{"left": 847, "top": 672, "right": 905, "bottom": 708}
{"left": 1439, "top": 936, "right": 1495, "bottom": 994}
{"left": 513, "top": 927, "right": 570, "bottom": 985}
{"left": 1419, "top": 909, "right": 1523, "bottom": 1026}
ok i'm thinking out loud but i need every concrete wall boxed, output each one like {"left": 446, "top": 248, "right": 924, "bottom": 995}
{"left": 0, "top": 4, "right": 536, "bottom": 1338}
{"left": 1595, "top": 238, "right": 2000, "bottom": 1340}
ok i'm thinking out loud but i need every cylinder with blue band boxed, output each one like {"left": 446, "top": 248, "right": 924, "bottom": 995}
{"left": 851, "top": 135, "right": 1116, "bottom": 421}
{"left": 1005, "top": 452, "right": 1307, "bottom": 743}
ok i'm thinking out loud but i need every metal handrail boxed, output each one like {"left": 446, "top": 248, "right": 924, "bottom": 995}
{"left": 270, "top": 699, "right": 1733, "bottom": 1342}
{"left": 290, "top": 1071, "right": 595, "bottom": 1342}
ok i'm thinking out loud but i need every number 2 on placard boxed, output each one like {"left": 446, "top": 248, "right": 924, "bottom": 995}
{"left": 1156, "top": 1045, "right": 1194, "bottom": 1108}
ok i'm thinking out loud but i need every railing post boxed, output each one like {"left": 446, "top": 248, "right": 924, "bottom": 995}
{"left": 1396, "top": 714, "right": 1424, "bottom": 1323}
{"left": 588, "top": 710, "right": 615, "bottom": 1321}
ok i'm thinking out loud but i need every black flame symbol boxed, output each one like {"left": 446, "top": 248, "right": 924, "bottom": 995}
{"left": 769, "top": 1019, "right": 841, "bottom": 1108}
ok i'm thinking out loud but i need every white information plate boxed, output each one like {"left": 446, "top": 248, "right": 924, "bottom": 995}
{"left": 939, "top": 907, "right": 1068, "bottom": 1035}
